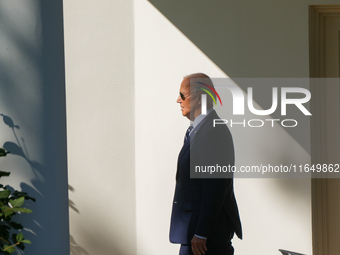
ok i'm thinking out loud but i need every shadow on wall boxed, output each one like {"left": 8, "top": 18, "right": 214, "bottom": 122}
{"left": 0, "top": 112, "right": 69, "bottom": 254}
{"left": 69, "top": 184, "right": 90, "bottom": 255}
{"left": 147, "top": 0, "right": 311, "bottom": 154}
{"left": 68, "top": 185, "right": 131, "bottom": 255}
{"left": 69, "top": 220, "right": 132, "bottom": 255}
{"left": 69, "top": 184, "right": 79, "bottom": 214}
{"left": 148, "top": 0, "right": 309, "bottom": 78}
{"left": 70, "top": 235, "right": 90, "bottom": 255}
{"left": 1, "top": 114, "right": 44, "bottom": 183}
{"left": 0, "top": 0, "right": 69, "bottom": 253}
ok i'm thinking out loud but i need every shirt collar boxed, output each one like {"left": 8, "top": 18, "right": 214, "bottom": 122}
{"left": 190, "top": 108, "right": 214, "bottom": 130}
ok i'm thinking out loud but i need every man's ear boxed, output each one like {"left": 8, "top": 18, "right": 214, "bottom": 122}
{"left": 195, "top": 93, "right": 202, "bottom": 107}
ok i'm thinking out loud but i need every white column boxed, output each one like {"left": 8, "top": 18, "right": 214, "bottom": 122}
{"left": 63, "top": 0, "right": 136, "bottom": 254}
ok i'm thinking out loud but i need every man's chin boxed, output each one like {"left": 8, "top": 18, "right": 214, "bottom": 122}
{"left": 180, "top": 110, "right": 190, "bottom": 119}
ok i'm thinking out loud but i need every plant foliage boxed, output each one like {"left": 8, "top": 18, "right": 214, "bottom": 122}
{"left": 0, "top": 148, "right": 35, "bottom": 254}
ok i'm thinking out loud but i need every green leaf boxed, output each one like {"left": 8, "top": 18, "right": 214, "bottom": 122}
{"left": 4, "top": 209, "right": 14, "bottom": 216}
{"left": 0, "top": 236, "right": 10, "bottom": 244}
{"left": 9, "top": 197, "right": 24, "bottom": 208}
{"left": 0, "top": 205, "right": 10, "bottom": 211}
{"left": 27, "top": 196, "right": 36, "bottom": 202}
{"left": 21, "top": 239, "right": 31, "bottom": 244}
{"left": 10, "top": 222, "right": 23, "bottom": 230}
{"left": 12, "top": 191, "right": 27, "bottom": 198}
{"left": 3, "top": 245, "right": 15, "bottom": 253}
{"left": 12, "top": 208, "right": 32, "bottom": 214}
{"left": 12, "top": 191, "right": 36, "bottom": 202}
{"left": 0, "top": 171, "right": 10, "bottom": 178}
{"left": 17, "top": 242, "right": 25, "bottom": 250}
{"left": 0, "top": 190, "right": 10, "bottom": 199}
{"left": 0, "top": 148, "right": 9, "bottom": 157}
{"left": 16, "top": 233, "right": 23, "bottom": 242}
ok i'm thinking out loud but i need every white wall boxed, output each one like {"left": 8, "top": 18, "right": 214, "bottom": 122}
{"left": 1, "top": 0, "right": 324, "bottom": 254}
{"left": 64, "top": 1, "right": 340, "bottom": 255}
{"left": 63, "top": 0, "right": 136, "bottom": 254}
{"left": 135, "top": 1, "right": 312, "bottom": 254}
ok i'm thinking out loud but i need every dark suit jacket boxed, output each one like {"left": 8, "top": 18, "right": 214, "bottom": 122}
{"left": 169, "top": 110, "right": 242, "bottom": 244}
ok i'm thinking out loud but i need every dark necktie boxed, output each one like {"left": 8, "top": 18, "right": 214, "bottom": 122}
{"left": 184, "top": 125, "right": 194, "bottom": 143}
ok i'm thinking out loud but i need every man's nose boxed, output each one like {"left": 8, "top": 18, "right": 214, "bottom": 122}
{"left": 177, "top": 95, "right": 181, "bottom": 103}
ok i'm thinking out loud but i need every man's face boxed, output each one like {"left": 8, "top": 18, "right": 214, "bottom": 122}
{"left": 177, "top": 78, "right": 191, "bottom": 119}
{"left": 177, "top": 78, "right": 199, "bottom": 120}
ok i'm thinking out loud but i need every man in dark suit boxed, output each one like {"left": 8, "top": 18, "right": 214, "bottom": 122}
{"left": 170, "top": 73, "right": 242, "bottom": 255}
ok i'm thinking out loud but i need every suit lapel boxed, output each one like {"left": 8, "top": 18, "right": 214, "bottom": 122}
{"left": 177, "top": 110, "right": 218, "bottom": 173}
